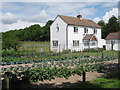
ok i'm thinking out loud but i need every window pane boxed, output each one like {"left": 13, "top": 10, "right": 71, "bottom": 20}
{"left": 84, "top": 28, "right": 88, "bottom": 33}
{"left": 73, "top": 40, "right": 79, "bottom": 46}
{"left": 94, "top": 29, "right": 97, "bottom": 34}
{"left": 74, "top": 27, "right": 78, "bottom": 33}
{"left": 53, "top": 41, "right": 58, "bottom": 47}
{"left": 56, "top": 27, "right": 59, "bottom": 32}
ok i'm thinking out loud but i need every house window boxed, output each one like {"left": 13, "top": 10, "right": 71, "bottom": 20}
{"left": 118, "top": 40, "right": 120, "bottom": 44}
{"left": 53, "top": 40, "right": 58, "bottom": 47}
{"left": 91, "top": 41, "right": 96, "bottom": 46}
{"left": 56, "top": 26, "right": 59, "bottom": 32}
{"left": 73, "top": 40, "right": 79, "bottom": 46}
{"left": 93, "top": 29, "right": 97, "bottom": 34}
{"left": 84, "top": 41, "right": 89, "bottom": 46}
{"left": 84, "top": 28, "right": 88, "bottom": 33}
{"left": 74, "top": 27, "right": 78, "bottom": 33}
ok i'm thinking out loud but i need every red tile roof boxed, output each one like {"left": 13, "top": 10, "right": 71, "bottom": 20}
{"left": 105, "top": 31, "right": 120, "bottom": 40}
{"left": 58, "top": 15, "right": 101, "bottom": 28}
{"left": 83, "top": 34, "right": 97, "bottom": 41}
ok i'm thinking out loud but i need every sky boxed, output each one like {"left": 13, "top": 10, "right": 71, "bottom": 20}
{"left": 0, "top": 0, "right": 119, "bottom": 32}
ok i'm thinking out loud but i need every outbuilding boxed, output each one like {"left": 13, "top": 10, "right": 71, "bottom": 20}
{"left": 105, "top": 31, "right": 120, "bottom": 51}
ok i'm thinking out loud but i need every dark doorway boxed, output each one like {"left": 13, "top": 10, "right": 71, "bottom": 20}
{"left": 111, "top": 40, "right": 114, "bottom": 50}
{"left": 103, "top": 45, "right": 106, "bottom": 50}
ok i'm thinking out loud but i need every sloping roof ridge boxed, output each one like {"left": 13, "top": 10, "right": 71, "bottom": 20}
{"left": 58, "top": 15, "right": 77, "bottom": 18}
{"left": 90, "top": 34, "right": 94, "bottom": 40}
{"left": 58, "top": 15, "right": 92, "bottom": 21}
{"left": 57, "top": 15, "right": 101, "bottom": 28}
{"left": 90, "top": 34, "right": 97, "bottom": 41}
{"left": 83, "top": 34, "right": 94, "bottom": 40}
{"left": 105, "top": 30, "right": 120, "bottom": 40}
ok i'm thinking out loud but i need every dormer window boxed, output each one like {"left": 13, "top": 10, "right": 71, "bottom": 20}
{"left": 74, "top": 27, "right": 78, "bottom": 33}
{"left": 84, "top": 28, "right": 88, "bottom": 33}
{"left": 93, "top": 29, "right": 97, "bottom": 34}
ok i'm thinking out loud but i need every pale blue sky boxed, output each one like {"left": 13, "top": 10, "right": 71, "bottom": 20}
{"left": 0, "top": 2, "right": 118, "bottom": 32}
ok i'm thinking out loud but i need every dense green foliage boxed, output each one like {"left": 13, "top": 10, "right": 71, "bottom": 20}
{"left": 2, "top": 20, "right": 53, "bottom": 50}
{"left": 98, "top": 15, "right": 120, "bottom": 39}
{"left": 2, "top": 20, "right": 53, "bottom": 41}
{"left": 2, "top": 34, "right": 22, "bottom": 51}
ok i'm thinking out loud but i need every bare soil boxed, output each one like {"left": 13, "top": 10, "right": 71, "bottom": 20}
{"left": 31, "top": 59, "right": 119, "bottom": 88}
{"left": 1, "top": 59, "right": 119, "bottom": 88}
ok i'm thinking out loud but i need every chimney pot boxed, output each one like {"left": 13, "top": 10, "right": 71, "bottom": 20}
{"left": 77, "top": 14, "right": 82, "bottom": 19}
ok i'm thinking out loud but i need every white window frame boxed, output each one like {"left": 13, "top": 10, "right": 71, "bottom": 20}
{"left": 90, "top": 41, "right": 96, "bottom": 46}
{"left": 84, "top": 41, "right": 89, "bottom": 46}
{"left": 56, "top": 26, "right": 59, "bottom": 32}
{"left": 56, "top": 23, "right": 59, "bottom": 32}
{"left": 53, "top": 40, "right": 58, "bottom": 47}
{"left": 93, "top": 29, "right": 97, "bottom": 34}
{"left": 74, "top": 27, "right": 78, "bottom": 33}
{"left": 73, "top": 40, "right": 79, "bottom": 46}
{"left": 84, "top": 28, "right": 88, "bottom": 33}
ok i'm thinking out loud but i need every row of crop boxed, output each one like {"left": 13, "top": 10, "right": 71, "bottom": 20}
{"left": 1, "top": 57, "right": 117, "bottom": 84}
{"left": 1, "top": 62, "right": 102, "bottom": 83}
{"left": 1, "top": 55, "right": 116, "bottom": 66}
{"left": 1, "top": 56, "right": 80, "bottom": 66}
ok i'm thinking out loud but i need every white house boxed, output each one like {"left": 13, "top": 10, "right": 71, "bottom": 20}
{"left": 50, "top": 14, "right": 105, "bottom": 52}
{"left": 105, "top": 31, "right": 120, "bottom": 51}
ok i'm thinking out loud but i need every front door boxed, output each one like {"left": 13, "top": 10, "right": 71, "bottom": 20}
{"left": 111, "top": 40, "right": 114, "bottom": 50}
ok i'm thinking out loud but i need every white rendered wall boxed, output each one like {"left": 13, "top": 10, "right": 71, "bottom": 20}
{"left": 67, "top": 25, "right": 102, "bottom": 51}
{"left": 67, "top": 25, "right": 84, "bottom": 51}
{"left": 106, "top": 40, "right": 120, "bottom": 51}
{"left": 50, "top": 16, "right": 103, "bottom": 52}
{"left": 106, "top": 40, "right": 112, "bottom": 50}
{"left": 50, "top": 16, "right": 67, "bottom": 52}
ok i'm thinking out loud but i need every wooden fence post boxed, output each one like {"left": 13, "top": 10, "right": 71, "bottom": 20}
{"left": 32, "top": 46, "right": 34, "bottom": 61}
{"left": 23, "top": 46, "right": 25, "bottom": 60}
{"left": 59, "top": 44, "right": 61, "bottom": 59}
{"left": 102, "top": 52, "right": 104, "bottom": 59}
{"left": 4, "top": 72, "right": 9, "bottom": 90}
{"left": 16, "top": 49, "right": 18, "bottom": 58}
{"left": 82, "top": 63, "right": 86, "bottom": 82}
{"left": 49, "top": 44, "right": 51, "bottom": 59}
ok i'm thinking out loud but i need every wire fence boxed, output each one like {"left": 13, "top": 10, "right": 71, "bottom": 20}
{"left": 2, "top": 44, "right": 118, "bottom": 61}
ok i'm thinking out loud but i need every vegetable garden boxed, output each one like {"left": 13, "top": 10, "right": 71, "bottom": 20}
{"left": 1, "top": 45, "right": 119, "bottom": 88}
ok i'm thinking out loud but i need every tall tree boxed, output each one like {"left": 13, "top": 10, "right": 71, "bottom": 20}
{"left": 2, "top": 33, "right": 21, "bottom": 51}
{"left": 105, "top": 15, "right": 120, "bottom": 38}
{"left": 98, "top": 20, "right": 106, "bottom": 39}
{"left": 98, "top": 15, "right": 120, "bottom": 39}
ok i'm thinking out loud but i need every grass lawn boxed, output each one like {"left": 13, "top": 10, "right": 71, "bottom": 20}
{"left": 19, "top": 41, "right": 50, "bottom": 52}
{"left": 19, "top": 41, "right": 119, "bottom": 57}
{"left": 64, "top": 71, "right": 120, "bottom": 88}
{"left": 22, "top": 41, "right": 50, "bottom": 46}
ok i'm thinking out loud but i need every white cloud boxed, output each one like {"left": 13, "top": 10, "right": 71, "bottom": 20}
{"left": 94, "top": 8, "right": 118, "bottom": 23}
{"left": 79, "top": 7, "right": 97, "bottom": 18}
{"left": 1, "top": 20, "right": 45, "bottom": 32}
{"left": 22, "top": 10, "right": 50, "bottom": 23}
{"left": 102, "top": 8, "right": 118, "bottom": 23}
{"left": 2, "top": 12, "right": 18, "bottom": 24}
{"left": 93, "top": 18, "right": 101, "bottom": 23}
{"left": 2, "top": 10, "right": 50, "bottom": 24}
{"left": 102, "top": 2, "right": 117, "bottom": 8}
